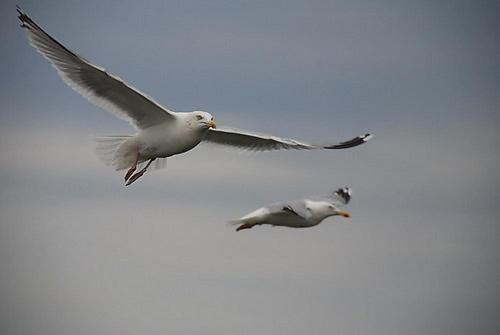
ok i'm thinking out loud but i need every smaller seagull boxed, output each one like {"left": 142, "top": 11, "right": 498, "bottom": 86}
{"left": 231, "top": 187, "right": 353, "bottom": 231}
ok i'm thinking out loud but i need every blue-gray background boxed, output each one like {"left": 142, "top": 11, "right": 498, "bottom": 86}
{"left": 1, "top": 1, "right": 499, "bottom": 334}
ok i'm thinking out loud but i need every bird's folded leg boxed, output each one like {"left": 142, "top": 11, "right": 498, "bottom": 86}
{"left": 236, "top": 223, "right": 255, "bottom": 231}
{"left": 124, "top": 166, "right": 136, "bottom": 182}
{"left": 125, "top": 170, "right": 146, "bottom": 186}
{"left": 124, "top": 154, "right": 139, "bottom": 182}
{"left": 125, "top": 158, "right": 156, "bottom": 186}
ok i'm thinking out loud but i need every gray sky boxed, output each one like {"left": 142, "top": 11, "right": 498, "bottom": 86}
{"left": 1, "top": 0, "right": 499, "bottom": 334}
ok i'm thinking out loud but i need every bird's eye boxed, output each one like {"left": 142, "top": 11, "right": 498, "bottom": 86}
{"left": 196, "top": 115, "right": 203, "bottom": 121}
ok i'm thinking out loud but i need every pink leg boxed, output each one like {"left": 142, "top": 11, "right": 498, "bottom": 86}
{"left": 124, "top": 166, "right": 136, "bottom": 182}
{"left": 125, "top": 158, "right": 156, "bottom": 186}
{"left": 236, "top": 223, "right": 255, "bottom": 231}
{"left": 124, "top": 154, "right": 139, "bottom": 182}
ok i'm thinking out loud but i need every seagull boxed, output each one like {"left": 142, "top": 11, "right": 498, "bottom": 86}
{"left": 231, "top": 187, "right": 353, "bottom": 231}
{"left": 17, "top": 7, "right": 372, "bottom": 186}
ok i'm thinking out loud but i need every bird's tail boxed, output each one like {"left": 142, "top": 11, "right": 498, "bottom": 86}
{"left": 227, "top": 207, "right": 269, "bottom": 231}
{"left": 94, "top": 136, "right": 168, "bottom": 171}
{"left": 227, "top": 219, "right": 244, "bottom": 226}
{"left": 94, "top": 135, "right": 135, "bottom": 171}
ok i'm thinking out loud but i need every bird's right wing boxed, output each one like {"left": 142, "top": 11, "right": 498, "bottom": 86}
{"left": 203, "top": 127, "right": 372, "bottom": 151}
{"left": 17, "top": 7, "right": 176, "bottom": 130}
{"left": 328, "top": 187, "right": 352, "bottom": 205}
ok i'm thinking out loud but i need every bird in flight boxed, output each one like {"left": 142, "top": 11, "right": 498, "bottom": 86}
{"left": 17, "top": 7, "right": 372, "bottom": 186}
{"left": 231, "top": 187, "right": 353, "bottom": 231}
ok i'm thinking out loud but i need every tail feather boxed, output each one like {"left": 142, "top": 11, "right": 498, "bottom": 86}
{"left": 94, "top": 136, "right": 134, "bottom": 171}
{"left": 94, "top": 136, "right": 168, "bottom": 172}
{"left": 228, "top": 219, "right": 243, "bottom": 226}
{"left": 228, "top": 207, "right": 269, "bottom": 231}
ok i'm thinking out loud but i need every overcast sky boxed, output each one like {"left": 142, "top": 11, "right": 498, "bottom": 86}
{"left": 1, "top": 1, "right": 499, "bottom": 334}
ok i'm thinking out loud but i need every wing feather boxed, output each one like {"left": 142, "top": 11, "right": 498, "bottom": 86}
{"left": 17, "top": 7, "right": 175, "bottom": 129}
{"left": 203, "top": 128, "right": 372, "bottom": 151}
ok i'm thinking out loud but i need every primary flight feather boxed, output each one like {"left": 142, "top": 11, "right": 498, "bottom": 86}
{"left": 17, "top": 7, "right": 372, "bottom": 185}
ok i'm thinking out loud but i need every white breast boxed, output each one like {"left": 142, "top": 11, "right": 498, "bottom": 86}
{"left": 135, "top": 119, "right": 207, "bottom": 159}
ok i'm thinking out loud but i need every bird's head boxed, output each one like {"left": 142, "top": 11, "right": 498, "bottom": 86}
{"left": 320, "top": 202, "right": 351, "bottom": 219}
{"left": 191, "top": 111, "right": 216, "bottom": 130}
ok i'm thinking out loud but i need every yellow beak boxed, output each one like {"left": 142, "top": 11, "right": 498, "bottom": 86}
{"left": 208, "top": 120, "right": 217, "bottom": 129}
{"left": 336, "top": 210, "right": 351, "bottom": 218}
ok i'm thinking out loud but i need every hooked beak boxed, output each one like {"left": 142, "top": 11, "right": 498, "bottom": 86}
{"left": 335, "top": 209, "right": 351, "bottom": 218}
{"left": 208, "top": 120, "right": 217, "bottom": 129}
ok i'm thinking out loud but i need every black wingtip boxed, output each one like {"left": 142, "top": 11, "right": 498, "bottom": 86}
{"left": 334, "top": 187, "right": 352, "bottom": 204}
{"left": 324, "top": 133, "right": 373, "bottom": 150}
{"left": 16, "top": 5, "right": 31, "bottom": 28}
{"left": 362, "top": 133, "right": 373, "bottom": 141}
{"left": 16, "top": 5, "right": 25, "bottom": 18}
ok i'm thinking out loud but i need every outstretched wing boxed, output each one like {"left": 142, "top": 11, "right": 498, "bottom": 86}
{"left": 203, "top": 127, "right": 372, "bottom": 151}
{"left": 328, "top": 187, "right": 352, "bottom": 205}
{"left": 17, "top": 7, "right": 176, "bottom": 130}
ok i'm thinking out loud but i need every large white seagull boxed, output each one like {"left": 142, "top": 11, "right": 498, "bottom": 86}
{"left": 17, "top": 7, "right": 372, "bottom": 185}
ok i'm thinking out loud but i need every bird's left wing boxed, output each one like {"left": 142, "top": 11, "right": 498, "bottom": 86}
{"left": 268, "top": 201, "right": 310, "bottom": 220}
{"left": 281, "top": 204, "right": 305, "bottom": 219}
{"left": 17, "top": 7, "right": 176, "bottom": 130}
{"left": 203, "top": 128, "right": 372, "bottom": 151}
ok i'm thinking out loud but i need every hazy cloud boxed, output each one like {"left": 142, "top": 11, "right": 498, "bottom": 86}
{"left": 1, "top": 0, "right": 499, "bottom": 334}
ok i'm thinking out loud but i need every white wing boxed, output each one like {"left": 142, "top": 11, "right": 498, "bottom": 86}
{"left": 203, "top": 128, "right": 372, "bottom": 151}
{"left": 17, "top": 7, "right": 176, "bottom": 130}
